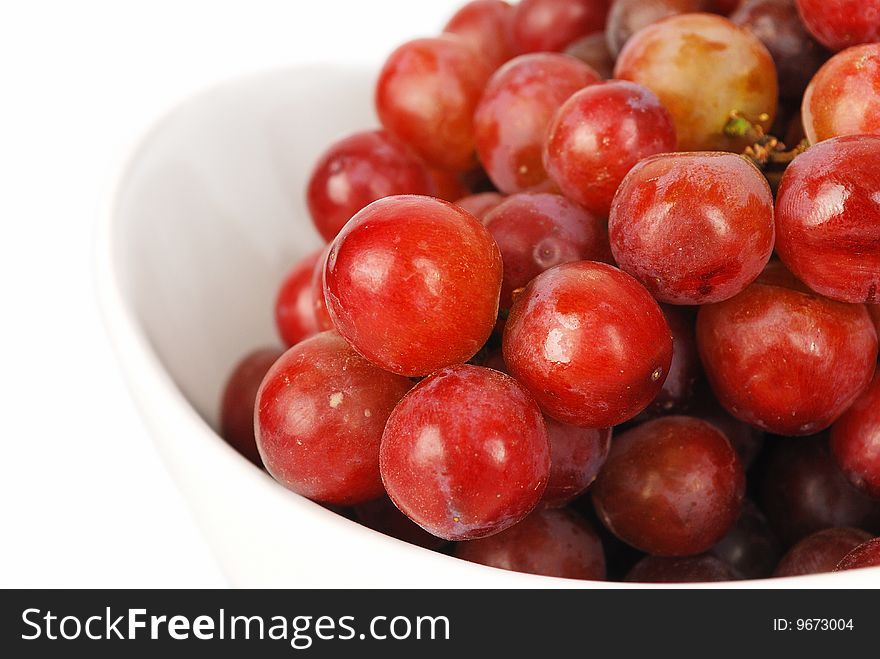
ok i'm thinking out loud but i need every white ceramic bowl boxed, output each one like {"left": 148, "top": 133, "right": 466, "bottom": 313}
{"left": 97, "top": 63, "right": 878, "bottom": 588}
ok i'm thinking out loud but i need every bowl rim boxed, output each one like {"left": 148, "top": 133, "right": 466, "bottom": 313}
{"left": 94, "top": 62, "right": 879, "bottom": 589}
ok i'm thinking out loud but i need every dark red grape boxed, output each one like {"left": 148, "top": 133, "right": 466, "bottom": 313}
{"left": 835, "top": 537, "right": 880, "bottom": 571}
{"left": 544, "top": 81, "right": 677, "bottom": 217}
{"left": 802, "top": 44, "right": 880, "bottom": 144}
{"left": 542, "top": 420, "right": 611, "bottom": 508}
{"left": 649, "top": 306, "right": 702, "bottom": 415}
{"left": 795, "top": 0, "right": 880, "bottom": 52}
{"left": 376, "top": 37, "right": 491, "bottom": 171}
{"left": 306, "top": 130, "right": 432, "bottom": 242}
{"left": 474, "top": 53, "right": 601, "bottom": 194}
{"left": 324, "top": 195, "right": 502, "bottom": 377}
{"left": 776, "top": 135, "right": 880, "bottom": 304}
{"left": 454, "top": 508, "right": 606, "bottom": 579}
{"left": 255, "top": 331, "right": 412, "bottom": 505}
{"left": 454, "top": 192, "right": 505, "bottom": 220}
{"left": 511, "top": 0, "right": 609, "bottom": 54}
{"left": 710, "top": 500, "right": 780, "bottom": 579}
{"left": 606, "top": 0, "right": 710, "bottom": 57}
{"left": 275, "top": 249, "right": 322, "bottom": 347}
{"left": 774, "top": 527, "right": 873, "bottom": 577}
{"left": 614, "top": 13, "right": 778, "bottom": 151}
{"left": 761, "top": 436, "right": 880, "bottom": 546}
{"left": 697, "top": 263, "right": 878, "bottom": 436}
{"left": 609, "top": 152, "right": 774, "bottom": 305}
{"left": 443, "top": 0, "right": 516, "bottom": 69}
{"left": 593, "top": 416, "right": 745, "bottom": 556}
{"left": 563, "top": 33, "right": 614, "bottom": 79}
{"left": 831, "top": 370, "right": 880, "bottom": 499}
{"left": 695, "top": 396, "right": 765, "bottom": 469}
{"left": 380, "top": 365, "right": 550, "bottom": 541}
{"left": 220, "top": 347, "right": 284, "bottom": 465}
{"left": 625, "top": 554, "right": 739, "bottom": 582}
{"left": 503, "top": 261, "right": 673, "bottom": 428}
{"left": 483, "top": 192, "right": 611, "bottom": 310}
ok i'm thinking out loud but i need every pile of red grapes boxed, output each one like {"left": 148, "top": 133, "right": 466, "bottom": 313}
{"left": 221, "top": 0, "right": 880, "bottom": 582}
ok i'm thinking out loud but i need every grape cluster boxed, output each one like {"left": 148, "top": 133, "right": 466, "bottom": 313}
{"left": 221, "top": 0, "right": 880, "bottom": 582}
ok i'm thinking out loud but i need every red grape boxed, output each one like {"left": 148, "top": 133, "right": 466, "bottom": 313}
{"left": 275, "top": 249, "right": 322, "bottom": 347}
{"left": 354, "top": 497, "right": 448, "bottom": 551}
{"left": 454, "top": 508, "right": 606, "bottom": 579}
{"left": 309, "top": 245, "right": 334, "bottom": 331}
{"left": 503, "top": 261, "right": 673, "bottom": 427}
{"left": 376, "top": 37, "right": 491, "bottom": 171}
{"left": 870, "top": 305, "right": 880, "bottom": 338}
{"left": 731, "top": 0, "right": 828, "bottom": 101}
{"left": 220, "top": 347, "right": 284, "bottom": 465}
{"left": 454, "top": 192, "right": 505, "bottom": 220}
{"left": 306, "top": 130, "right": 432, "bottom": 242}
{"left": 593, "top": 416, "right": 745, "bottom": 556}
{"left": 802, "top": 45, "right": 880, "bottom": 144}
{"left": 324, "top": 195, "right": 502, "bottom": 376}
{"left": 511, "top": 0, "right": 609, "bottom": 54}
{"left": 835, "top": 537, "right": 880, "bottom": 571}
{"left": 563, "top": 33, "right": 614, "bottom": 79}
{"left": 614, "top": 13, "right": 778, "bottom": 151}
{"left": 606, "top": 0, "right": 710, "bottom": 57}
{"left": 474, "top": 53, "right": 601, "bottom": 194}
{"left": 255, "top": 331, "right": 412, "bottom": 505}
{"left": 695, "top": 397, "right": 765, "bottom": 469}
{"left": 483, "top": 192, "right": 611, "bottom": 310}
{"left": 648, "top": 306, "right": 702, "bottom": 415}
{"left": 710, "top": 500, "right": 780, "bottom": 579}
{"left": 697, "top": 263, "right": 878, "bottom": 436}
{"left": 380, "top": 365, "right": 550, "bottom": 541}
{"left": 761, "top": 436, "right": 880, "bottom": 546}
{"left": 443, "top": 0, "right": 516, "bottom": 69}
{"left": 426, "top": 167, "right": 471, "bottom": 202}
{"left": 831, "top": 370, "right": 880, "bottom": 498}
{"left": 795, "top": 0, "right": 880, "bottom": 52}
{"left": 544, "top": 81, "right": 677, "bottom": 218}
{"left": 775, "top": 135, "right": 880, "bottom": 304}
{"left": 774, "top": 527, "right": 873, "bottom": 577}
{"left": 625, "top": 554, "right": 739, "bottom": 582}
{"left": 542, "top": 419, "right": 611, "bottom": 508}
{"left": 609, "top": 152, "right": 774, "bottom": 305}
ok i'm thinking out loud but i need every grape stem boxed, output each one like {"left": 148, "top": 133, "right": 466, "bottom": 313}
{"left": 723, "top": 111, "right": 809, "bottom": 170}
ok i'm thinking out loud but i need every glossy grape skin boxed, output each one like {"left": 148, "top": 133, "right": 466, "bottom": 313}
{"left": 255, "top": 331, "right": 412, "bottom": 505}
{"left": 831, "top": 370, "right": 880, "bottom": 499}
{"left": 455, "top": 508, "right": 605, "bottom": 579}
{"left": 710, "top": 500, "right": 780, "bottom": 579}
{"left": 511, "top": 0, "right": 609, "bottom": 54}
{"left": 606, "top": 0, "right": 710, "bottom": 58}
{"left": 275, "top": 249, "right": 322, "bottom": 347}
{"left": 474, "top": 53, "right": 601, "bottom": 194}
{"left": 544, "top": 81, "right": 677, "bottom": 218}
{"left": 696, "top": 264, "right": 878, "bottom": 436}
{"left": 648, "top": 306, "right": 702, "bottom": 415}
{"left": 775, "top": 136, "right": 880, "bottom": 304}
{"left": 774, "top": 528, "right": 873, "bottom": 577}
{"left": 615, "top": 14, "right": 778, "bottom": 152}
{"left": 380, "top": 365, "right": 550, "bottom": 541}
{"left": 353, "top": 497, "right": 448, "bottom": 551}
{"left": 761, "top": 437, "right": 880, "bottom": 546}
{"left": 309, "top": 245, "right": 334, "bottom": 332}
{"left": 835, "top": 537, "right": 880, "bottom": 571}
{"left": 443, "top": 0, "right": 516, "bottom": 70}
{"left": 306, "top": 130, "right": 433, "bottom": 242}
{"left": 376, "top": 37, "right": 491, "bottom": 171}
{"left": 802, "top": 45, "right": 880, "bottom": 144}
{"left": 731, "top": 0, "right": 827, "bottom": 101}
{"left": 324, "top": 195, "right": 502, "bottom": 377}
{"left": 455, "top": 192, "right": 505, "bottom": 220}
{"left": 542, "top": 420, "right": 611, "bottom": 508}
{"left": 625, "top": 554, "right": 739, "bottom": 582}
{"left": 593, "top": 416, "right": 745, "bottom": 556}
{"left": 563, "top": 33, "right": 614, "bottom": 79}
{"left": 503, "top": 261, "right": 673, "bottom": 428}
{"left": 795, "top": 0, "right": 880, "bottom": 52}
{"left": 220, "top": 348, "right": 284, "bottom": 466}
{"left": 609, "top": 153, "right": 775, "bottom": 305}
{"left": 483, "top": 193, "right": 611, "bottom": 310}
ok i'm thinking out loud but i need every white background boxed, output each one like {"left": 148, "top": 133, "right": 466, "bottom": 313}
{"left": 0, "top": 0, "right": 463, "bottom": 588}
